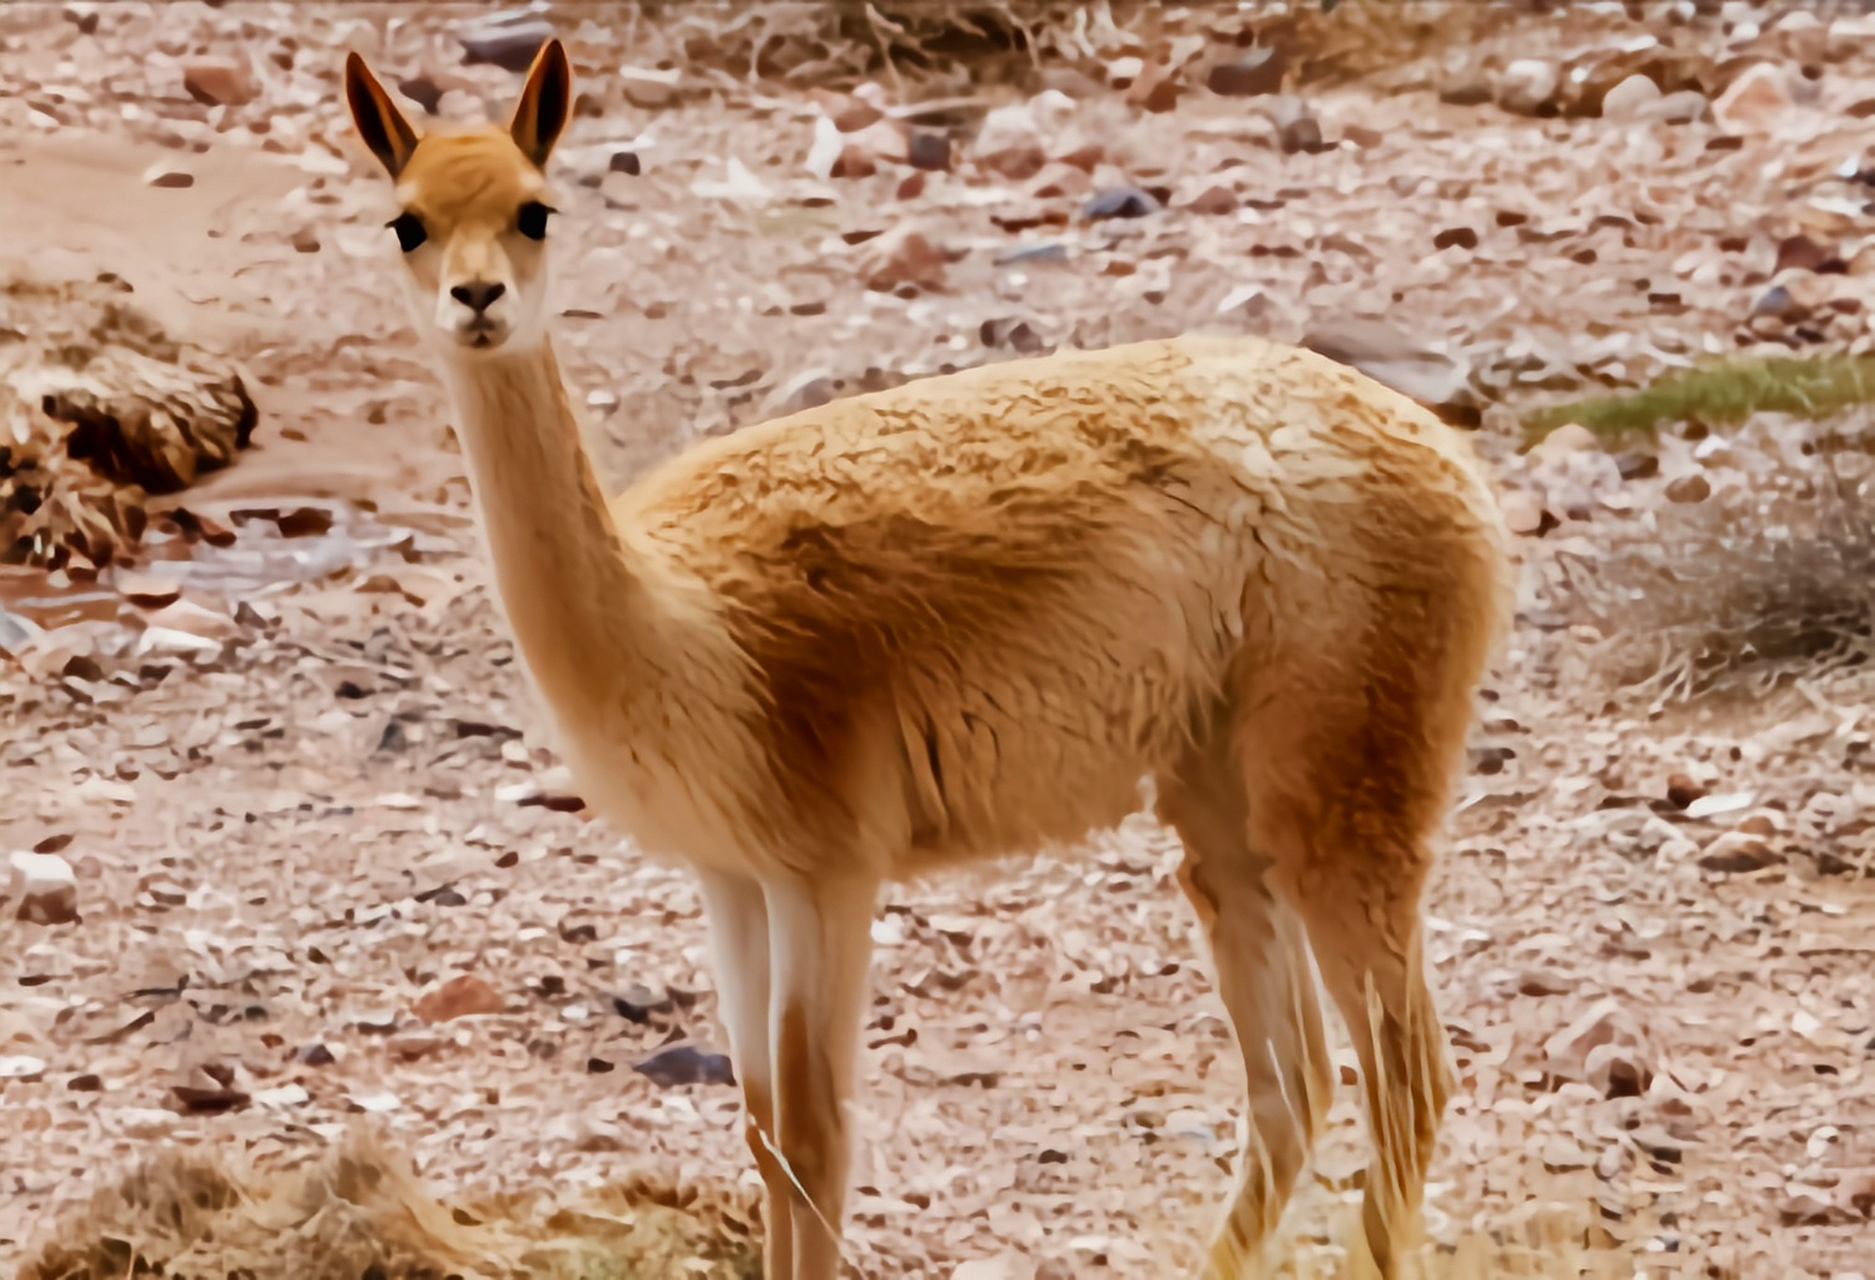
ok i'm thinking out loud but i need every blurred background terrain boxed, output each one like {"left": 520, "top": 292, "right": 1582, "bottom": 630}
{"left": 2, "top": 2, "right": 1874, "bottom": 1276}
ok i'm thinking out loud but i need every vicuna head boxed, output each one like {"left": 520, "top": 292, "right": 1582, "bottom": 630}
{"left": 344, "top": 40, "right": 572, "bottom": 355}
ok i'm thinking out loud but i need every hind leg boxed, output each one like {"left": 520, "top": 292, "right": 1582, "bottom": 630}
{"left": 1288, "top": 845, "right": 1450, "bottom": 1278}
{"left": 1159, "top": 745, "right": 1333, "bottom": 1278}
{"left": 1244, "top": 683, "right": 1471, "bottom": 1275}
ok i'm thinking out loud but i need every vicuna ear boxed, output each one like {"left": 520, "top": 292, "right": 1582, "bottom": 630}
{"left": 344, "top": 52, "right": 419, "bottom": 178}
{"left": 509, "top": 38, "right": 572, "bottom": 169}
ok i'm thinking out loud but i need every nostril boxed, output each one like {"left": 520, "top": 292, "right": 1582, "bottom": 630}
{"left": 450, "top": 281, "right": 506, "bottom": 313}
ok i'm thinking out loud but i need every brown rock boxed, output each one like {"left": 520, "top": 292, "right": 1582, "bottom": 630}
{"left": 1697, "top": 831, "right": 1781, "bottom": 873}
{"left": 116, "top": 572, "right": 182, "bottom": 609}
{"left": 1665, "top": 773, "right": 1708, "bottom": 808}
{"left": 1840, "top": 1168, "right": 1875, "bottom": 1217}
{"left": 1208, "top": 47, "right": 1285, "bottom": 97}
{"left": 1665, "top": 473, "right": 1711, "bottom": 503}
{"left": 182, "top": 59, "right": 258, "bottom": 107}
{"left": 8, "top": 850, "right": 78, "bottom": 925}
{"left": 831, "top": 96, "right": 884, "bottom": 133}
{"left": 831, "top": 144, "right": 877, "bottom": 180}
{"left": 413, "top": 973, "right": 505, "bottom": 1023}
{"left": 1184, "top": 185, "right": 1238, "bottom": 216}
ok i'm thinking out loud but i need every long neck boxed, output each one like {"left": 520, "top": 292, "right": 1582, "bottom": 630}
{"left": 441, "top": 338, "right": 648, "bottom": 716}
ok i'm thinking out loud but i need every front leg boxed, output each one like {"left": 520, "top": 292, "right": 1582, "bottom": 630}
{"left": 696, "top": 870, "right": 793, "bottom": 1279}
{"left": 764, "top": 871, "right": 879, "bottom": 1280}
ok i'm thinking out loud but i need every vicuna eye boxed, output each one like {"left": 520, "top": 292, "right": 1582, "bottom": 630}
{"left": 516, "top": 201, "right": 554, "bottom": 241}
{"left": 388, "top": 212, "right": 427, "bottom": 253}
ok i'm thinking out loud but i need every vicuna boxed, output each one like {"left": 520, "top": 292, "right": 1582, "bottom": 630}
{"left": 345, "top": 40, "right": 1512, "bottom": 1279}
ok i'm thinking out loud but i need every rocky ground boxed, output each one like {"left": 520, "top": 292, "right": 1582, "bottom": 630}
{"left": 3, "top": 3, "right": 1875, "bottom": 1277}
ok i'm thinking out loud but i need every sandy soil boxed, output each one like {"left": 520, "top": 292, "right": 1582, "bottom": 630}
{"left": 2, "top": 4, "right": 1874, "bottom": 1277}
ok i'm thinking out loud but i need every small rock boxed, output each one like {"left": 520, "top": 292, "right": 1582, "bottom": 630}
{"left": 1271, "top": 98, "right": 1326, "bottom": 154}
{"left": 146, "top": 599, "right": 241, "bottom": 641}
{"left": 633, "top": 1043, "right": 736, "bottom": 1089}
{"left": 1184, "top": 184, "right": 1237, "bottom": 215}
{"left": 1664, "top": 473, "right": 1712, "bottom": 504}
{"left": 619, "top": 67, "right": 683, "bottom": 111}
{"left": 1713, "top": 63, "right": 1791, "bottom": 133}
{"left": 1125, "top": 62, "right": 1181, "bottom": 114}
{"left": 290, "top": 228, "right": 320, "bottom": 254}
{"left": 168, "top": 1064, "right": 248, "bottom": 1114}
{"left": 1543, "top": 998, "right": 1631, "bottom": 1078}
{"left": 116, "top": 572, "right": 182, "bottom": 609}
{"left": 609, "top": 149, "right": 641, "bottom": 176}
{"left": 182, "top": 58, "right": 258, "bottom": 107}
{"left": 1751, "top": 284, "right": 1811, "bottom": 325}
{"left": 830, "top": 95, "right": 884, "bottom": 133}
{"left": 8, "top": 849, "right": 78, "bottom": 925}
{"left": 1585, "top": 1041, "right": 1653, "bottom": 1098}
{"left": 981, "top": 317, "right": 1047, "bottom": 355}
{"left": 1665, "top": 773, "right": 1708, "bottom": 808}
{"left": 1081, "top": 187, "right": 1161, "bottom": 221}
{"left": 858, "top": 224, "right": 948, "bottom": 293}
{"left": 1440, "top": 76, "right": 1493, "bottom": 107}
{"left": 1030, "top": 162, "right": 1091, "bottom": 199}
{"left": 1775, "top": 234, "right": 1836, "bottom": 274}
{"left": 413, "top": 973, "right": 505, "bottom": 1023}
{"left": 1629, "top": 1125, "right": 1683, "bottom": 1164}
{"left": 1599, "top": 73, "right": 1662, "bottom": 122}
{"left": 952, "top": 1256, "right": 1039, "bottom": 1280}
{"left": 832, "top": 144, "right": 877, "bottom": 180}
{"left": 1536, "top": 422, "right": 1598, "bottom": 454}
{"left": 1655, "top": 90, "right": 1711, "bottom": 124}
{"left": 1697, "top": 831, "right": 1781, "bottom": 873}
{"left": 1498, "top": 59, "right": 1560, "bottom": 116}
{"left": 907, "top": 130, "right": 951, "bottom": 172}
{"left": 456, "top": 16, "right": 555, "bottom": 73}
{"left": 145, "top": 168, "right": 195, "bottom": 190}
{"left": 1207, "top": 47, "right": 1285, "bottom": 97}
{"left": 612, "top": 984, "right": 674, "bottom": 1024}
{"left": 1614, "top": 450, "right": 1659, "bottom": 480}
{"left": 388, "top": 1029, "right": 446, "bottom": 1060}
{"left": 0, "top": 1055, "right": 48, "bottom": 1082}
{"left": 397, "top": 75, "right": 445, "bottom": 115}
{"left": 971, "top": 91, "right": 1075, "bottom": 180}
{"left": 1518, "top": 971, "right": 1572, "bottom": 997}
{"left": 294, "top": 1042, "right": 336, "bottom": 1066}
{"left": 1840, "top": 1168, "right": 1875, "bottom": 1217}
{"left": 1301, "top": 318, "right": 1477, "bottom": 424}
{"left": 1779, "top": 1190, "right": 1841, "bottom": 1227}
{"left": 1540, "top": 1139, "right": 1592, "bottom": 1172}
{"left": 1501, "top": 491, "right": 1554, "bottom": 538}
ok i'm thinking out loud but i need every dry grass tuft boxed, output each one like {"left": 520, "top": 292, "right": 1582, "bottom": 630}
{"left": 1546, "top": 435, "right": 1875, "bottom": 711}
{"left": 17, "top": 1128, "right": 758, "bottom": 1280}
{"left": 643, "top": 0, "right": 1517, "bottom": 96}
